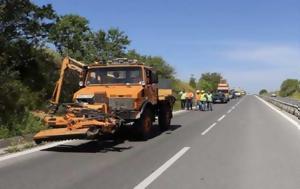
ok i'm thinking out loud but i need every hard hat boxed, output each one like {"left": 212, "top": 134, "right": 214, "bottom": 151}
{"left": 201, "top": 90, "right": 205, "bottom": 93}
{"left": 196, "top": 90, "right": 200, "bottom": 93}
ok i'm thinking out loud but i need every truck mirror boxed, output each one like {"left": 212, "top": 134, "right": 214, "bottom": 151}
{"left": 79, "top": 81, "right": 84, "bottom": 87}
{"left": 152, "top": 73, "right": 158, "bottom": 83}
{"left": 140, "top": 81, "right": 146, "bottom": 87}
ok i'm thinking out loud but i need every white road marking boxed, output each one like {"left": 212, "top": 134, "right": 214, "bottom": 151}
{"left": 134, "top": 147, "right": 190, "bottom": 189}
{"left": 172, "top": 109, "right": 186, "bottom": 115}
{"left": 255, "top": 96, "right": 300, "bottom": 130}
{"left": 231, "top": 104, "right": 237, "bottom": 110}
{"left": 217, "top": 115, "right": 226, "bottom": 122}
{"left": 0, "top": 141, "right": 70, "bottom": 162}
{"left": 201, "top": 122, "right": 217, "bottom": 135}
{"left": 227, "top": 109, "right": 232, "bottom": 114}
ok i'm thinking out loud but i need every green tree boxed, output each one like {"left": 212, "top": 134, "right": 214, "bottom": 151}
{"left": 198, "top": 79, "right": 214, "bottom": 91}
{"left": 93, "top": 28, "right": 130, "bottom": 61}
{"left": 0, "top": 0, "right": 58, "bottom": 137}
{"left": 279, "top": 79, "right": 299, "bottom": 97}
{"left": 0, "top": 0, "right": 56, "bottom": 47}
{"left": 126, "top": 50, "right": 175, "bottom": 79}
{"left": 259, "top": 89, "right": 268, "bottom": 95}
{"left": 189, "top": 74, "right": 196, "bottom": 89}
{"left": 197, "top": 72, "right": 222, "bottom": 91}
{"left": 144, "top": 56, "right": 175, "bottom": 79}
{"left": 49, "top": 14, "right": 92, "bottom": 61}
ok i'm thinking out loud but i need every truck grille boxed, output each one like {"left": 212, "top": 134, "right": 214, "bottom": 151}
{"left": 94, "top": 93, "right": 107, "bottom": 103}
{"left": 109, "top": 98, "right": 134, "bottom": 110}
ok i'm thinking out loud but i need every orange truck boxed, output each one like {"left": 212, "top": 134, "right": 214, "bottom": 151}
{"left": 217, "top": 79, "right": 230, "bottom": 102}
{"left": 34, "top": 57, "right": 176, "bottom": 143}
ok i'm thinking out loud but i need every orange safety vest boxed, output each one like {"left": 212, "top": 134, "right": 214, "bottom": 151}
{"left": 195, "top": 93, "right": 201, "bottom": 101}
{"left": 187, "top": 92, "right": 194, "bottom": 99}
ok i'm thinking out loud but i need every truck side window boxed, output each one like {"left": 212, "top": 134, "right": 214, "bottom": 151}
{"left": 145, "top": 69, "right": 152, "bottom": 84}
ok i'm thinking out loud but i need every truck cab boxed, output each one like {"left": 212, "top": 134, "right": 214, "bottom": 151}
{"left": 73, "top": 60, "right": 160, "bottom": 121}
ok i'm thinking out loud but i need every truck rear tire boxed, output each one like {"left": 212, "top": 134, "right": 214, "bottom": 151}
{"left": 159, "top": 104, "right": 172, "bottom": 131}
{"left": 136, "top": 108, "right": 153, "bottom": 140}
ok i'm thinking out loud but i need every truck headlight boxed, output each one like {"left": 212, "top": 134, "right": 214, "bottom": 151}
{"left": 76, "top": 94, "right": 95, "bottom": 104}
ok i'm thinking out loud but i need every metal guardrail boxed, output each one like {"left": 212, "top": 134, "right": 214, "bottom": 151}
{"left": 261, "top": 96, "right": 300, "bottom": 119}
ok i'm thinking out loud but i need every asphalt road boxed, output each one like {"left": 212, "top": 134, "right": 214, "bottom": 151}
{"left": 1, "top": 95, "right": 300, "bottom": 189}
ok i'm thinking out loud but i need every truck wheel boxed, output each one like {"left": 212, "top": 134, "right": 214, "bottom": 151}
{"left": 159, "top": 105, "right": 171, "bottom": 131}
{"left": 34, "top": 139, "right": 42, "bottom": 145}
{"left": 136, "top": 108, "right": 153, "bottom": 140}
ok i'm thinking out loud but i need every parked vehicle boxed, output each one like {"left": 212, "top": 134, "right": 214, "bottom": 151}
{"left": 217, "top": 79, "right": 230, "bottom": 102}
{"left": 213, "top": 92, "right": 227, "bottom": 103}
{"left": 234, "top": 91, "right": 241, "bottom": 97}
{"left": 229, "top": 89, "right": 235, "bottom": 99}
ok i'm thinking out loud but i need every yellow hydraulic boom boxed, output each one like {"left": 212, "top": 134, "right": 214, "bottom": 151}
{"left": 50, "top": 57, "right": 87, "bottom": 105}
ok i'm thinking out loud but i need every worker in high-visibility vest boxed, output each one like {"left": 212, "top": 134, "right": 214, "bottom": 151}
{"left": 179, "top": 90, "right": 187, "bottom": 110}
{"left": 200, "top": 90, "right": 207, "bottom": 111}
{"left": 195, "top": 90, "right": 201, "bottom": 111}
{"left": 206, "top": 91, "right": 213, "bottom": 111}
{"left": 186, "top": 91, "right": 194, "bottom": 110}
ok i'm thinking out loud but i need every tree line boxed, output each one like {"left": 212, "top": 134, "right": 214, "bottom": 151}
{"left": 259, "top": 79, "right": 300, "bottom": 98}
{"left": 0, "top": 0, "right": 178, "bottom": 138}
{"left": 189, "top": 73, "right": 223, "bottom": 92}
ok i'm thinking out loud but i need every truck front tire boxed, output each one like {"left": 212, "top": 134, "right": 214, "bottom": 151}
{"left": 136, "top": 107, "right": 153, "bottom": 140}
{"left": 159, "top": 104, "right": 172, "bottom": 131}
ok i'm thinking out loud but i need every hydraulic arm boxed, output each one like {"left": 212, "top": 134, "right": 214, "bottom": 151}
{"left": 51, "top": 57, "right": 87, "bottom": 105}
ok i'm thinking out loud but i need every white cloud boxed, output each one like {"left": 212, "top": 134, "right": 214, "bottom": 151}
{"left": 214, "top": 43, "right": 300, "bottom": 93}
{"left": 222, "top": 69, "right": 298, "bottom": 93}
{"left": 221, "top": 45, "right": 300, "bottom": 65}
{"left": 173, "top": 40, "right": 300, "bottom": 93}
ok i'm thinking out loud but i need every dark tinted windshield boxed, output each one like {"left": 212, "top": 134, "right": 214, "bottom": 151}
{"left": 86, "top": 67, "right": 142, "bottom": 85}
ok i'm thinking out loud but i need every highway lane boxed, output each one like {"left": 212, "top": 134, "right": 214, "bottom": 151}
{"left": 1, "top": 96, "right": 300, "bottom": 189}
{"left": 0, "top": 98, "right": 238, "bottom": 189}
{"left": 149, "top": 96, "right": 300, "bottom": 189}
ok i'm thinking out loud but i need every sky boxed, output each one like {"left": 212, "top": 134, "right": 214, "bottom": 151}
{"left": 34, "top": 0, "right": 300, "bottom": 93}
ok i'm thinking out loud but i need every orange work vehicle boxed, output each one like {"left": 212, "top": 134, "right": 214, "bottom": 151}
{"left": 34, "top": 57, "right": 176, "bottom": 143}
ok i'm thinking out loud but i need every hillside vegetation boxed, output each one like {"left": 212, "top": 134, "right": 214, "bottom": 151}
{"left": 260, "top": 79, "right": 300, "bottom": 100}
{"left": 279, "top": 79, "right": 300, "bottom": 100}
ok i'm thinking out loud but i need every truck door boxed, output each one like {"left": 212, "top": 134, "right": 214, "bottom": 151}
{"left": 144, "top": 68, "right": 158, "bottom": 105}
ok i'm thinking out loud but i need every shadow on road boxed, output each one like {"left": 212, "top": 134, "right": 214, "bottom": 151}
{"left": 43, "top": 140, "right": 131, "bottom": 153}
{"left": 42, "top": 124, "right": 182, "bottom": 153}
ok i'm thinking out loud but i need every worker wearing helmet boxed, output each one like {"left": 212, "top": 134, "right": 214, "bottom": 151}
{"left": 206, "top": 91, "right": 213, "bottom": 111}
{"left": 195, "top": 90, "right": 201, "bottom": 111}
{"left": 179, "top": 90, "right": 187, "bottom": 110}
{"left": 200, "top": 90, "right": 207, "bottom": 111}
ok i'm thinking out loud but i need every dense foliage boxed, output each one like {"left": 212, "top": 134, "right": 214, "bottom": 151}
{"left": 259, "top": 89, "right": 268, "bottom": 95}
{"left": 0, "top": 0, "right": 58, "bottom": 137}
{"left": 126, "top": 50, "right": 175, "bottom": 79}
{"left": 279, "top": 79, "right": 299, "bottom": 97}
{"left": 197, "top": 72, "right": 222, "bottom": 91}
{"left": 189, "top": 75, "right": 197, "bottom": 89}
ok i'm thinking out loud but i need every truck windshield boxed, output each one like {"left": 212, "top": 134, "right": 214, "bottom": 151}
{"left": 86, "top": 67, "right": 143, "bottom": 85}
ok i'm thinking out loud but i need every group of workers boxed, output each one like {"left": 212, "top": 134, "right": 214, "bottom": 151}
{"left": 179, "top": 90, "right": 213, "bottom": 111}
